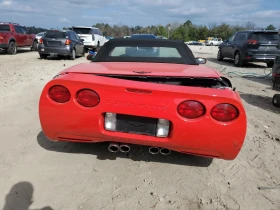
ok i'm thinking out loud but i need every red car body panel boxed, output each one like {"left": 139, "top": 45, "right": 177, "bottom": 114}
{"left": 39, "top": 62, "right": 247, "bottom": 160}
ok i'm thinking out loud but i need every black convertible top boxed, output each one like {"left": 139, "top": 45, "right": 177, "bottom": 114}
{"left": 94, "top": 39, "right": 199, "bottom": 65}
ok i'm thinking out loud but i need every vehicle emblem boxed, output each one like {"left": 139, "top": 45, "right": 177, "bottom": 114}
{"left": 133, "top": 71, "right": 151, "bottom": 74}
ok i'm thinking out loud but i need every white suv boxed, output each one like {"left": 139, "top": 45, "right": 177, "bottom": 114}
{"left": 72, "top": 26, "right": 106, "bottom": 50}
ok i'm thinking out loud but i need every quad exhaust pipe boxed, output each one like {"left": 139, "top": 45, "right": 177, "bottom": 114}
{"left": 108, "top": 143, "right": 131, "bottom": 153}
{"left": 119, "top": 144, "right": 130, "bottom": 153}
{"left": 149, "top": 147, "right": 171, "bottom": 155}
{"left": 108, "top": 143, "right": 120, "bottom": 153}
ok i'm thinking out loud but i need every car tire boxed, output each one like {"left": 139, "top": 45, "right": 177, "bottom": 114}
{"left": 272, "top": 94, "right": 280, "bottom": 107}
{"left": 217, "top": 49, "right": 224, "bottom": 61}
{"left": 210, "top": 43, "right": 213, "bottom": 46}
{"left": 267, "top": 62, "right": 274, "bottom": 68}
{"left": 97, "top": 41, "right": 100, "bottom": 48}
{"left": 39, "top": 54, "right": 48, "bottom": 59}
{"left": 7, "top": 42, "right": 17, "bottom": 55}
{"left": 31, "top": 40, "right": 38, "bottom": 51}
{"left": 234, "top": 51, "right": 244, "bottom": 67}
{"left": 70, "top": 49, "right": 76, "bottom": 60}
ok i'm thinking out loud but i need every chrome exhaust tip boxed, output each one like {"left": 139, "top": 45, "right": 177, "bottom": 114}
{"left": 108, "top": 143, "right": 120, "bottom": 153}
{"left": 160, "top": 148, "right": 171, "bottom": 155}
{"left": 119, "top": 144, "right": 130, "bottom": 153}
{"left": 149, "top": 147, "right": 160, "bottom": 155}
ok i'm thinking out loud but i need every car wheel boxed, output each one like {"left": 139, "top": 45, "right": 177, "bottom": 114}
{"left": 70, "top": 49, "right": 76, "bottom": 60}
{"left": 7, "top": 42, "right": 17, "bottom": 55}
{"left": 39, "top": 54, "right": 48, "bottom": 59}
{"left": 272, "top": 94, "right": 280, "bottom": 107}
{"left": 234, "top": 51, "right": 244, "bottom": 67}
{"left": 31, "top": 41, "right": 38, "bottom": 51}
{"left": 210, "top": 43, "right": 213, "bottom": 46}
{"left": 217, "top": 49, "right": 224, "bottom": 61}
{"left": 267, "top": 62, "right": 274, "bottom": 68}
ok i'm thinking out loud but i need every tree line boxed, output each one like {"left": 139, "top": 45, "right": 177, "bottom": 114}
{"left": 93, "top": 20, "right": 277, "bottom": 41}
{"left": 24, "top": 20, "right": 278, "bottom": 42}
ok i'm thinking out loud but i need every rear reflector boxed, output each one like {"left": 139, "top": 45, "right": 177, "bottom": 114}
{"left": 39, "top": 38, "right": 43, "bottom": 44}
{"left": 76, "top": 89, "right": 100, "bottom": 107}
{"left": 48, "top": 85, "right": 71, "bottom": 103}
{"left": 177, "top": 100, "right": 206, "bottom": 119}
{"left": 105, "top": 113, "right": 117, "bottom": 131}
{"left": 156, "top": 119, "right": 170, "bottom": 137}
{"left": 65, "top": 39, "right": 71, "bottom": 45}
{"left": 211, "top": 104, "right": 239, "bottom": 122}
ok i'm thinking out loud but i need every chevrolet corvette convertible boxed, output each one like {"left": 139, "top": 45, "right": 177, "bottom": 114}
{"left": 39, "top": 39, "right": 247, "bottom": 160}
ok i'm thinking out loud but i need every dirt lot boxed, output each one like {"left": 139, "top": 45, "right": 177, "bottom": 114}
{"left": 0, "top": 46, "right": 280, "bottom": 210}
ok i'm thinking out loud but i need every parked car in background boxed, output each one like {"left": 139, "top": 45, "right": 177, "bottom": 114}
{"left": 206, "top": 38, "right": 223, "bottom": 46}
{"left": 72, "top": 26, "right": 106, "bottom": 51}
{"left": 218, "top": 30, "right": 280, "bottom": 67}
{"left": 36, "top": 32, "right": 46, "bottom": 40}
{"left": 105, "top": 36, "right": 114, "bottom": 42}
{"left": 157, "top": 36, "right": 168, "bottom": 39}
{"left": 38, "top": 30, "right": 85, "bottom": 60}
{"left": 0, "top": 22, "right": 37, "bottom": 54}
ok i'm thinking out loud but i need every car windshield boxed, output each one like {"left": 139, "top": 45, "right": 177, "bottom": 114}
{"left": 94, "top": 39, "right": 198, "bottom": 65}
{"left": 252, "top": 32, "right": 279, "bottom": 41}
{"left": 0, "top": 25, "right": 11, "bottom": 32}
{"left": 45, "top": 31, "right": 66, "bottom": 38}
{"left": 72, "top": 28, "right": 92, "bottom": 34}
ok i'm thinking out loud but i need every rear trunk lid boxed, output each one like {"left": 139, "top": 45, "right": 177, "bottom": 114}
{"left": 42, "top": 31, "right": 68, "bottom": 47}
{"left": 61, "top": 62, "right": 221, "bottom": 78}
{"left": 249, "top": 31, "right": 279, "bottom": 55}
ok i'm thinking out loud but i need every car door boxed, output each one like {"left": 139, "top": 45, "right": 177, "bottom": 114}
{"left": 222, "top": 33, "right": 236, "bottom": 58}
{"left": 21, "top": 27, "right": 33, "bottom": 45}
{"left": 231, "top": 33, "right": 247, "bottom": 57}
{"left": 14, "top": 26, "right": 25, "bottom": 46}
{"left": 73, "top": 31, "right": 83, "bottom": 54}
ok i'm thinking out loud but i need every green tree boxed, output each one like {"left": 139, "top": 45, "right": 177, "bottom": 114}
{"left": 266, "top": 24, "right": 276, "bottom": 30}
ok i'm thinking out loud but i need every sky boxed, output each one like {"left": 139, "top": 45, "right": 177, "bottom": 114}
{"left": 0, "top": 0, "right": 280, "bottom": 29}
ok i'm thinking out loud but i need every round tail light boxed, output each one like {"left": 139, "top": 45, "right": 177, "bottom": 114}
{"left": 177, "top": 100, "right": 206, "bottom": 119}
{"left": 211, "top": 104, "right": 239, "bottom": 122}
{"left": 48, "top": 85, "right": 70, "bottom": 103}
{"left": 76, "top": 89, "right": 100, "bottom": 107}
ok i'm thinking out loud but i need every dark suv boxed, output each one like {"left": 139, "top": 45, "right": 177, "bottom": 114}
{"left": 217, "top": 30, "right": 280, "bottom": 67}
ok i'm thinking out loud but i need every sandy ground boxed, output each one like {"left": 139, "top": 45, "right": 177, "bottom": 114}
{"left": 0, "top": 46, "right": 280, "bottom": 210}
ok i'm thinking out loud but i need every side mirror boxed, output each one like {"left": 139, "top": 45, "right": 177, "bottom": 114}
{"left": 196, "top": 57, "right": 207, "bottom": 64}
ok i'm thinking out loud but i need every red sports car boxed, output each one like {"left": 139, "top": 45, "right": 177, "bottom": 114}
{"left": 39, "top": 39, "right": 247, "bottom": 160}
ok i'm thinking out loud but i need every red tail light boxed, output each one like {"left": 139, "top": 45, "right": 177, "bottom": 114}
{"left": 76, "top": 89, "right": 100, "bottom": 107}
{"left": 211, "top": 104, "right": 239, "bottom": 122}
{"left": 177, "top": 100, "right": 206, "bottom": 119}
{"left": 65, "top": 39, "right": 71, "bottom": 45}
{"left": 247, "top": 39, "right": 258, "bottom": 45}
{"left": 39, "top": 38, "right": 43, "bottom": 44}
{"left": 48, "top": 85, "right": 71, "bottom": 103}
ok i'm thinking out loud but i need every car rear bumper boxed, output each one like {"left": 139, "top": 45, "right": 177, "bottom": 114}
{"left": 38, "top": 44, "right": 72, "bottom": 55}
{"left": 39, "top": 75, "right": 247, "bottom": 160}
{"left": 0, "top": 43, "right": 8, "bottom": 49}
{"left": 245, "top": 50, "right": 280, "bottom": 63}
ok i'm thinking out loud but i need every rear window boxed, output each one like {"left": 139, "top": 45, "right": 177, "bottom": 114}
{"left": 0, "top": 25, "right": 11, "bottom": 32}
{"left": 252, "top": 32, "right": 279, "bottom": 41}
{"left": 109, "top": 46, "right": 182, "bottom": 58}
{"left": 72, "top": 28, "right": 92, "bottom": 34}
{"left": 45, "top": 31, "right": 67, "bottom": 38}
